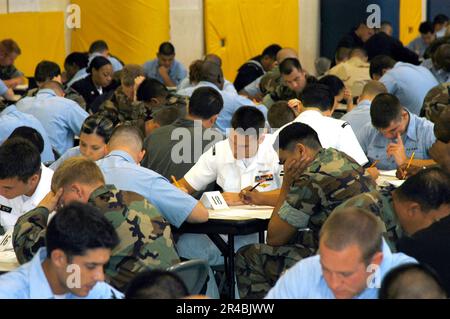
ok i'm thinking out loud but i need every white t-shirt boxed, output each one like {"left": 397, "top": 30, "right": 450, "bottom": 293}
{"left": 0, "top": 165, "right": 54, "bottom": 231}
{"left": 184, "top": 134, "right": 282, "bottom": 193}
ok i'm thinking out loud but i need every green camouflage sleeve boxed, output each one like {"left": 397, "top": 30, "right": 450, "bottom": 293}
{"left": 278, "top": 177, "right": 326, "bottom": 229}
{"left": 12, "top": 207, "right": 49, "bottom": 264}
{"left": 99, "top": 193, "right": 180, "bottom": 291}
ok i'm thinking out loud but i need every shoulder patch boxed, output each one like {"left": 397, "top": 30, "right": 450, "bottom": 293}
{"left": 341, "top": 122, "right": 350, "bottom": 129}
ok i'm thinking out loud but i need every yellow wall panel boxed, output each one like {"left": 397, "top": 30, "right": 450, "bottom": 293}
{"left": 205, "top": 0, "right": 299, "bottom": 81}
{"left": 71, "top": 0, "right": 169, "bottom": 65}
{"left": 400, "top": 0, "right": 422, "bottom": 45}
{"left": 0, "top": 12, "right": 65, "bottom": 77}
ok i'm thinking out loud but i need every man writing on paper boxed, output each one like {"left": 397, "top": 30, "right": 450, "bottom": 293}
{"left": 175, "top": 106, "right": 282, "bottom": 266}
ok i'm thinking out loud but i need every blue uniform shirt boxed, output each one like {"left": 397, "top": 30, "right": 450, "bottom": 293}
{"left": 0, "top": 105, "right": 55, "bottom": 163}
{"left": 380, "top": 62, "right": 439, "bottom": 115}
{"left": 0, "top": 248, "right": 122, "bottom": 299}
{"left": 16, "top": 89, "right": 89, "bottom": 155}
{"left": 359, "top": 111, "right": 436, "bottom": 170}
{"left": 143, "top": 58, "right": 187, "bottom": 86}
{"left": 177, "top": 81, "right": 268, "bottom": 135}
{"left": 341, "top": 99, "right": 372, "bottom": 143}
{"left": 49, "top": 146, "right": 81, "bottom": 171}
{"left": 96, "top": 150, "right": 197, "bottom": 227}
{"left": 266, "top": 240, "right": 416, "bottom": 299}
{"left": 0, "top": 79, "right": 8, "bottom": 96}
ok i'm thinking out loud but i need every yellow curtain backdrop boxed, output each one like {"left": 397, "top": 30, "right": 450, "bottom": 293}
{"left": 204, "top": 0, "right": 299, "bottom": 81}
{"left": 0, "top": 12, "right": 65, "bottom": 77}
{"left": 399, "top": 0, "right": 423, "bottom": 45}
{"left": 71, "top": 0, "right": 169, "bottom": 65}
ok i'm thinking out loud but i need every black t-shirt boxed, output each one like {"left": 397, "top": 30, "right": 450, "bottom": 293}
{"left": 337, "top": 31, "right": 364, "bottom": 50}
{"left": 397, "top": 215, "right": 450, "bottom": 294}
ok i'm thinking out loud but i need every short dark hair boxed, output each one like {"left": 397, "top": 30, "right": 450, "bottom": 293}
{"left": 318, "top": 75, "right": 345, "bottom": 99}
{"left": 370, "top": 93, "right": 403, "bottom": 129}
{"left": 64, "top": 52, "right": 89, "bottom": 69}
{"left": 369, "top": 55, "right": 396, "bottom": 79}
{"left": 189, "top": 86, "right": 224, "bottom": 119}
{"left": 137, "top": 78, "right": 168, "bottom": 102}
{"left": 275, "top": 122, "right": 322, "bottom": 151}
{"left": 268, "top": 101, "right": 296, "bottom": 129}
{"left": 152, "top": 107, "right": 179, "bottom": 126}
{"left": 81, "top": 115, "right": 115, "bottom": 144}
{"left": 8, "top": 127, "right": 44, "bottom": 154}
{"left": 158, "top": 42, "right": 175, "bottom": 56}
{"left": 125, "top": 270, "right": 188, "bottom": 299}
{"left": 231, "top": 106, "right": 266, "bottom": 136}
{"left": 394, "top": 167, "right": 450, "bottom": 213}
{"left": 433, "top": 14, "right": 449, "bottom": 27}
{"left": 433, "top": 44, "right": 450, "bottom": 72}
{"left": 262, "top": 44, "right": 282, "bottom": 59}
{"left": 434, "top": 108, "right": 450, "bottom": 143}
{"left": 89, "top": 40, "right": 109, "bottom": 54}
{"left": 46, "top": 202, "right": 119, "bottom": 260}
{"left": 87, "top": 56, "right": 112, "bottom": 74}
{"left": 0, "top": 138, "right": 41, "bottom": 182}
{"left": 419, "top": 21, "right": 434, "bottom": 34}
{"left": 34, "top": 61, "right": 61, "bottom": 83}
{"left": 379, "top": 263, "right": 447, "bottom": 299}
{"left": 299, "top": 83, "right": 334, "bottom": 112}
{"left": 335, "top": 47, "right": 351, "bottom": 62}
{"left": 279, "top": 58, "right": 303, "bottom": 75}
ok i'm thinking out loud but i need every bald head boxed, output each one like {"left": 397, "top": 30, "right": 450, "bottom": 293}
{"left": 276, "top": 48, "right": 298, "bottom": 64}
{"left": 108, "top": 124, "right": 144, "bottom": 158}
{"left": 199, "top": 61, "right": 224, "bottom": 90}
{"left": 360, "top": 81, "right": 387, "bottom": 101}
{"left": 204, "top": 54, "right": 222, "bottom": 67}
{"left": 41, "top": 81, "right": 65, "bottom": 96}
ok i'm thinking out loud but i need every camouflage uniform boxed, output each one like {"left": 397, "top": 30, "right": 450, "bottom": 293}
{"left": 25, "top": 87, "right": 87, "bottom": 110}
{"left": 13, "top": 185, "right": 180, "bottom": 291}
{"left": 235, "top": 148, "right": 376, "bottom": 299}
{"left": 260, "top": 67, "right": 297, "bottom": 109}
{"left": 333, "top": 187, "right": 402, "bottom": 251}
{"left": 421, "top": 82, "right": 450, "bottom": 123}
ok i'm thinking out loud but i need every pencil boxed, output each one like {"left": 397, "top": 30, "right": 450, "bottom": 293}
{"left": 402, "top": 152, "right": 416, "bottom": 179}
{"left": 249, "top": 180, "right": 266, "bottom": 192}
{"left": 171, "top": 176, "right": 181, "bottom": 188}
{"left": 369, "top": 160, "right": 379, "bottom": 168}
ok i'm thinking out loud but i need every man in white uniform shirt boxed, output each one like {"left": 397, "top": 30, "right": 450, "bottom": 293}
{"left": 175, "top": 107, "right": 282, "bottom": 265}
{"left": 280, "top": 82, "right": 369, "bottom": 167}
{"left": 0, "top": 138, "right": 53, "bottom": 233}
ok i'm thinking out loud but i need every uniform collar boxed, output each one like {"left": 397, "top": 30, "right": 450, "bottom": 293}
{"left": 28, "top": 248, "right": 61, "bottom": 299}
{"left": 356, "top": 100, "right": 371, "bottom": 109}
{"left": 105, "top": 150, "right": 137, "bottom": 164}
{"left": 36, "top": 88, "right": 58, "bottom": 98}
{"left": 296, "top": 109, "right": 323, "bottom": 121}
{"left": 22, "top": 165, "right": 52, "bottom": 207}
{"left": 88, "top": 185, "right": 116, "bottom": 203}
{"left": 0, "top": 104, "right": 17, "bottom": 116}
{"left": 196, "top": 81, "right": 220, "bottom": 91}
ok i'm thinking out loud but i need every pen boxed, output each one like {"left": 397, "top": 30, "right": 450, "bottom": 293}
{"left": 249, "top": 180, "right": 266, "bottom": 192}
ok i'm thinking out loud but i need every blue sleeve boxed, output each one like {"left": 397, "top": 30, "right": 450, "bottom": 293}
{"left": 143, "top": 61, "right": 156, "bottom": 78}
{"left": 175, "top": 62, "right": 187, "bottom": 85}
{"left": 0, "top": 79, "right": 8, "bottom": 96}
{"left": 67, "top": 101, "right": 89, "bottom": 135}
{"left": 265, "top": 261, "right": 309, "bottom": 299}
{"left": 380, "top": 73, "right": 398, "bottom": 94}
{"left": 422, "top": 120, "right": 437, "bottom": 155}
{"left": 144, "top": 176, "right": 198, "bottom": 227}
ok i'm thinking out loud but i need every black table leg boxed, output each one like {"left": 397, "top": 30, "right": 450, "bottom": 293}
{"left": 227, "top": 234, "right": 235, "bottom": 299}
{"left": 259, "top": 230, "right": 265, "bottom": 243}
